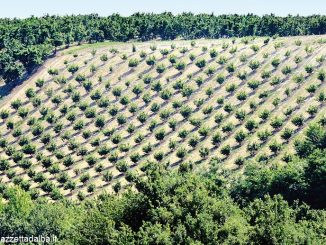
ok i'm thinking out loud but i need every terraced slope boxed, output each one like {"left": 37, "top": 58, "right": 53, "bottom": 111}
{"left": 0, "top": 36, "right": 325, "bottom": 200}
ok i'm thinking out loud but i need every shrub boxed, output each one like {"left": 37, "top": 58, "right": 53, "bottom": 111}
{"left": 195, "top": 58, "right": 207, "bottom": 69}
{"left": 22, "top": 143, "right": 36, "bottom": 155}
{"left": 31, "top": 123, "right": 44, "bottom": 136}
{"left": 249, "top": 60, "right": 260, "bottom": 70}
{"left": 189, "top": 53, "right": 196, "bottom": 61}
{"left": 216, "top": 74, "right": 225, "bottom": 85}
{"left": 247, "top": 80, "right": 260, "bottom": 90}
{"left": 237, "top": 70, "right": 247, "bottom": 81}
{"left": 214, "top": 113, "right": 224, "bottom": 124}
{"left": 237, "top": 91, "right": 247, "bottom": 101}
{"left": 128, "top": 58, "right": 139, "bottom": 68}
{"left": 247, "top": 141, "right": 260, "bottom": 156}
{"left": 85, "top": 154, "right": 98, "bottom": 166}
{"left": 176, "top": 147, "right": 187, "bottom": 159}
{"left": 11, "top": 99, "right": 22, "bottom": 110}
{"left": 218, "top": 56, "right": 227, "bottom": 65}
{"left": 103, "top": 171, "right": 113, "bottom": 182}
{"left": 223, "top": 103, "right": 233, "bottom": 113}
{"left": 0, "top": 158, "right": 10, "bottom": 171}
{"left": 259, "top": 109, "right": 270, "bottom": 121}
{"left": 198, "top": 126, "right": 210, "bottom": 137}
{"left": 18, "top": 107, "right": 29, "bottom": 118}
{"left": 154, "top": 151, "right": 164, "bottom": 162}
{"left": 269, "top": 140, "right": 282, "bottom": 154}
{"left": 151, "top": 80, "right": 162, "bottom": 92}
{"left": 317, "top": 69, "right": 325, "bottom": 82}
{"left": 146, "top": 55, "right": 156, "bottom": 66}
{"left": 130, "top": 152, "right": 141, "bottom": 163}
{"left": 222, "top": 122, "right": 235, "bottom": 133}
{"left": 307, "top": 105, "right": 318, "bottom": 116}
{"left": 160, "top": 89, "right": 172, "bottom": 100}
{"left": 142, "top": 143, "right": 153, "bottom": 154}
{"left": 48, "top": 68, "right": 58, "bottom": 76}
{"left": 67, "top": 64, "right": 79, "bottom": 74}
{"left": 235, "top": 130, "right": 247, "bottom": 144}
{"left": 220, "top": 144, "right": 231, "bottom": 156}
{"left": 180, "top": 105, "right": 192, "bottom": 118}
{"left": 270, "top": 117, "right": 284, "bottom": 129}
{"left": 271, "top": 57, "right": 281, "bottom": 68}
{"left": 181, "top": 86, "right": 194, "bottom": 98}
{"left": 116, "top": 160, "right": 128, "bottom": 172}
{"left": 95, "top": 116, "right": 106, "bottom": 128}
{"left": 112, "top": 87, "right": 122, "bottom": 97}
{"left": 108, "top": 151, "right": 119, "bottom": 163}
{"left": 137, "top": 112, "right": 148, "bottom": 124}
{"left": 159, "top": 109, "right": 171, "bottom": 120}
{"left": 245, "top": 119, "right": 258, "bottom": 132}
{"left": 155, "top": 129, "right": 166, "bottom": 141}
{"left": 261, "top": 70, "right": 271, "bottom": 79}
{"left": 281, "top": 65, "right": 292, "bottom": 75}
{"left": 226, "top": 63, "right": 235, "bottom": 73}
{"left": 199, "top": 147, "right": 210, "bottom": 159}
{"left": 174, "top": 61, "right": 186, "bottom": 72}
{"left": 188, "top": 135, "right": 199, "bottom": 147}
{"left": 168, "top": 119, "right": 177, "bottom": 131}
{"left": 257, "top": 129, "right": 272, "bottom": 141}
{"left": 225, "top": 83, "right": 237, "bottom": 93}
{"left": 0, "top": 110, "right": 9, "bottom": 119}
{"left": 178, "top": 129, "right": 189, "bottom": 139}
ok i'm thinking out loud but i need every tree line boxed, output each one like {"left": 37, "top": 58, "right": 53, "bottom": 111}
{"left": 0, "top": 120, "right": 325, "bottom": 244}
{"left": 1, "top": 13, "right": 326, "bottom": 84}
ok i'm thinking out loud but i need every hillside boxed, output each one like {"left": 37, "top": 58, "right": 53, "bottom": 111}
{"left": 0, "top": 35, "right": 325, "bottom": 201}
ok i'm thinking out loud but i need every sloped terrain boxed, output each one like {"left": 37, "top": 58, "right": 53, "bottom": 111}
{"left": 0, "top": 36, "right": 325, "bottom": 200}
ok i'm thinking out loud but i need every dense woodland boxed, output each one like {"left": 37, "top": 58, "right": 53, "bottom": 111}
{"left": 0, "top": 120, "right": 325, "bottom": 244}
{"left": 1, "top": 13, "right": 326, "bottom": 84}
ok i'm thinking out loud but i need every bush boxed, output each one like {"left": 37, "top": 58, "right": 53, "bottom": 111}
{"left": 212, "top": 132, "right": 222, "bottom": 145}
{"left": 249, "top": 60, "right": 260, "bottom": 70}
{"left": 85, "top": 154, "right": 98, "bottom": 166}
{"left": 188, "top": 135, "right": 199, "bottom": 147}
{"left": 235, "top": 130, "right": 247, "bottom": 144}
{"left": 174, "top": 61, "right": 186, "bottom": 72}
{"left": 67, "top": 64, "right": 79, "bottom": 74}
{"left": 257, "top": 129, "right": 272, "bottom": 141}
{"left": 11, "top": 99, "right": 22, "bottom": 110}
{"left": 220, "top": 144, "right": 231, "bottom": 156}
{"left": 195, "top": 58, "right": 207, "bottom": 69}
{"left": 271, "top": 57, "right": 281, "bottom": 68}
{"left": 180, "top": 105, "right": 192, "bottom": 118}
{"left": 269, "top": 140, "right": 282, "bottom": 154}
{"left": 154, "top": 151, "right": 164, "bottom": 162}
{"left": 317, "top": 69, "right": 325, "bottom": 82}
{"left": 245, "top": 119, "right": 258, "bottom": 132}
{"left": 226, "top": 63, "right": 235, "bottom": 73}
{"left": 116, "top": 160, "right": 128, "bottom": 172}
{"left": 281, "top": 65, "right": 292, "bottom": 75}
{"left": 209, "top": 49, "right": 218, "bottom": 58}
{"left": 198, "top": 126, "right": 210, "bottom": 138}
{"left": 247, "top": 80, "right": 260, "bottom": 90}
{"left": 137, "top": 112, "right": 148, "bottom": 124}
{"left": 270, "top": 117, "right": 284, "bottom": 129}
{"left": 176, "top": 147, "right": 187, "bottom": 159}
{"left": 130, "top": 152, "right": 141, "bottom": 163}
{"left": 128, "top": 58, "right": 139, "bottom": 68}
{"left": 155, "top": 129, "right": 166, "bottom": 141}
{"left": 95, "top": 116, "right": 106, "bottom": 128}
{"left": 199, "top": 147, "right": 210, "bottom": 159}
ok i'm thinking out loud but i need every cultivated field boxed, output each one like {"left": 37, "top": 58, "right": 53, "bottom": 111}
{"left": 0, "top": 35, "right": 325, "bottom": 200}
